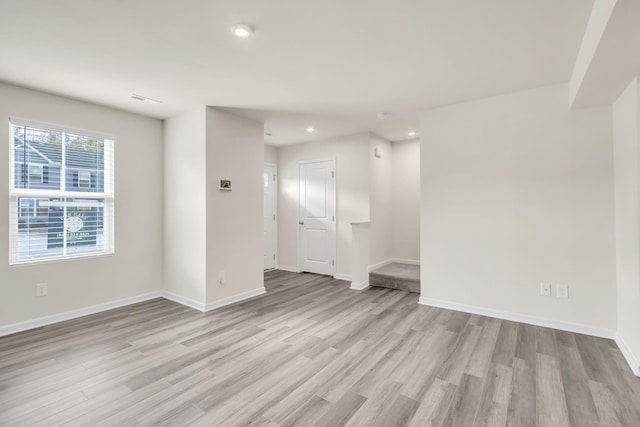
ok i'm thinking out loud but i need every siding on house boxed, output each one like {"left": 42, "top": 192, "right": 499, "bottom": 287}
{"left": 13, "top": 139, "right": 105, "bottom": 192}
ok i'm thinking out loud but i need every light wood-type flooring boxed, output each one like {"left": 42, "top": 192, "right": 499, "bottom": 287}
{"left": 1, "top": 270, "right": 639, "bottom": 426}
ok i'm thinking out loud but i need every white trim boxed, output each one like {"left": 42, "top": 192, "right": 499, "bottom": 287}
{"left": 350, "top": 281, "right": 370, "bottom": 290}
{"left": 0, "top": 291, "right": 163, "bottom": 337}
{"left": 615, "top": 332, "right": 640, "bottom": 377}
{"left": 264, "top": 162, "right": 278, "bottom": 270}
{"left": 2, "top": 283, "right": 634, "bottom": 377}
{"left": 277, "top": 265, "right": 300, "bottom": 273}
{"left": 162, "top": 291, "right": 207, "bottom": 312}
{"left": 418, "top": 297, "right": 616, "bottom": 340}
{"left": 11, "top": 189, "right": 113, "bottom": 199}
{"left": 368, "top": 258, "right": 421, "bottom": 272}
{"left": 272, "top": 162, "right": 278, "bottom": 268}
{"left": 0, "top": 286, "right": 270, "bottom": 337}
{"left": 334, "top": 273, "right": 352, "bottom": 281}
{"left": 205, "top": 287, "right": 266, "bottom": 311}
{"left": 391, "top": 258, "right": 420, "bottom": 265}
{"left": 368, "top": 259, "right": 393, "bottom": 272}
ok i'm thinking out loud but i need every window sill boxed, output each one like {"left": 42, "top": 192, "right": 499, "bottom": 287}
{"left": 10, "top": 251, "right": 115, "bottom": 267}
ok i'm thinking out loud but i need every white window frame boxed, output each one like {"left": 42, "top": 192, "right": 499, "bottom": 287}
{"left": 9, "top": 118, "right": 115, "bottom": 265}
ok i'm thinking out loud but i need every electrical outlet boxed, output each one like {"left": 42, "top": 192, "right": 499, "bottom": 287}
{"left": 36, "top": 283, "right": 48, "bottom": 297}
{"left": 219, "top": 270, "right": 225, "bottom": 285}
{"left": 556, "top": 284, "right": 569, "bottom": 299}
{"left": 540, "top": 283, "right": 551, "bottom": 296}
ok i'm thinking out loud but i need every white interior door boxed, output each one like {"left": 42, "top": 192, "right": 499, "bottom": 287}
{"left": 263, "top": 163, "right": 277, "bottom": 270}
{"left": 298, "top": 159, "right": 336, "bottom": 275}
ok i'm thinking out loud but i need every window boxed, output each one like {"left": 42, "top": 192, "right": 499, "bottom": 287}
{"left": 28, "top": 164, "right": 43, "bottom": 183}
{"left": 19, "top": 198, "right": 35, "bottom": 218}
{"left": 18, "top": 198, "right": 52, "bottom": 219}
{"left": 77, "top": 170, "right": 92, "bottom": 188}
{"left": 9, "top": 118, "right": 115, "bottom": 264}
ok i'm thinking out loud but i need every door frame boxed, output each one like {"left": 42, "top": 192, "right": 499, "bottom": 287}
{"left": 264, "top": 162, "right": 278, "bottom": 270}
{"left": 296, "top": 157, "right": 337, "bottom": 276}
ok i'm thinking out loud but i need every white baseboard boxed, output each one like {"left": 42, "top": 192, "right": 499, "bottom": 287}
{"left": 277, "top": 265, "right": 349, "bottom": 281}
{"left": 418, "top": 297, "right": 616, "bottom": 340}
{"left": 0, "top": 286, "right": 269, "bottom": 337}
{"left": 205, "top": 287, "right": 266, "bottom": 311}
{"left": 419, "top": 300, "right": 640, "bottom": 379}
{"left": 2, "top": 284, "right": 635, "bottom": 376}
{"left": 368, "top": 258, "right": 420, "bottom": 272}
{"left": 277, "top": 265, "right": 300, "bottom": 273}
{"left": 615, "top": 332, "right": 640, "bottom": 377}
{"left": 162, "top": 291, "right": 207, "bottom": 312}
{"left": 350, "top": 281, "right": 370, "bottom": 291}
{"left": 0, "top": 291, "right": 164, "bottom": 337}
{"left": 391, "top": 258, "right": 420, "bottom": 265}
{"left": 368, "top": 259, "right": 392, "bottom": 272}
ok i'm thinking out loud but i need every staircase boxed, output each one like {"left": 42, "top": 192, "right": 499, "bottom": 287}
{"left": 369, "top": 262, "right": 420, "bottom": 294}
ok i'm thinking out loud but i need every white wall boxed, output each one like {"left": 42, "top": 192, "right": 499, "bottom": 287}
{"left": 420, "top": 84, "right": 617, "bottom": 330}
{"left": 265, "top": 144, "right": 278, "bottom": 164}
{"left": 206, "top": 108, "right": 264, "bottom": 302}
{"left": 392, "top": 139, "right": 420, "bottom": 262}
{"left": 164, "top": 107, "right": 207, "bottom": 304}
{"left": 0, "top": 82, "right": 164, "bottom": 328}
{"left": 569, "top": 0, "right": 617, "bottom": 106}
{"left": 277, "top": 133, "right": 370, "bottom": 277}
{"left": 369, "top": 135, "right": 393, "bottom": 267}
{"left": 613, "top": 77, "right": 640, "bottom": 365}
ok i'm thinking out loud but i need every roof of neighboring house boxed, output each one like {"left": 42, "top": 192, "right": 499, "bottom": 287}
{"left": 14, "top": 138, "right": 104, "bottom": 169}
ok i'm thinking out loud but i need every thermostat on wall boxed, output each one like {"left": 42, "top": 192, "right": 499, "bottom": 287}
{"left": 219, "top": 179, "right": 232, "bottom": 191}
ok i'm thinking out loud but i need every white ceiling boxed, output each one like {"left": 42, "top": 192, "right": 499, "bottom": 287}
{"left": 0, "top": 0, "right": 594, "bottom": 145}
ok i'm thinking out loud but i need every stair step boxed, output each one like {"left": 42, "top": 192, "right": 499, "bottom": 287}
{"left": 369, "top": 262, "right": 420, "bottom": 294}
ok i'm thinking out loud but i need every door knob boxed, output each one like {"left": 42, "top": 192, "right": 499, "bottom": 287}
{"left": 298, "top": 221, "right": 304, "bottom": 225}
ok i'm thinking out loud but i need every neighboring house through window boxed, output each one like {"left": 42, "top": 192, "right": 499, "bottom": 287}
{"left": 77, "top": 170, "right": 93, "bottom": 188}
{"left": 9, "top": 118, "right": 115, "bottom": 264}
{"left": 28, "top": 164, "right": 43, "bottom": 184}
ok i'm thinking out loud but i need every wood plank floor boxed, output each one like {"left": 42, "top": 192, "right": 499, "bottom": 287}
{"left": 1, "top": 270, "right": 639, "bottom": 426}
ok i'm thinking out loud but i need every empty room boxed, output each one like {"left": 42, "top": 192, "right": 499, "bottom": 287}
{"left": 1, "top": 0, "right": 640, "bottom": 426}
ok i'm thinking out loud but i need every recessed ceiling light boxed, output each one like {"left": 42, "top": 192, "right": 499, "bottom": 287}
{"left": 306, "top": 127, "right": 315, "bottom": 133}
{"left": 131, "top": 94, "right": 161, "bottom": 104}
{"left": 408, "top": 130, "right": 417, "bottom": 137}
{"left": 231, "top": 23, "right": 253, "bottom": 38}
{"left": 377, "top": 112, "right": 391, "bottom": 119}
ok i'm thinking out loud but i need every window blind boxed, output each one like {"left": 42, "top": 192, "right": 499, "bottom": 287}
{"left": 8, "top": 119, "right": 115, "bottom": 264}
